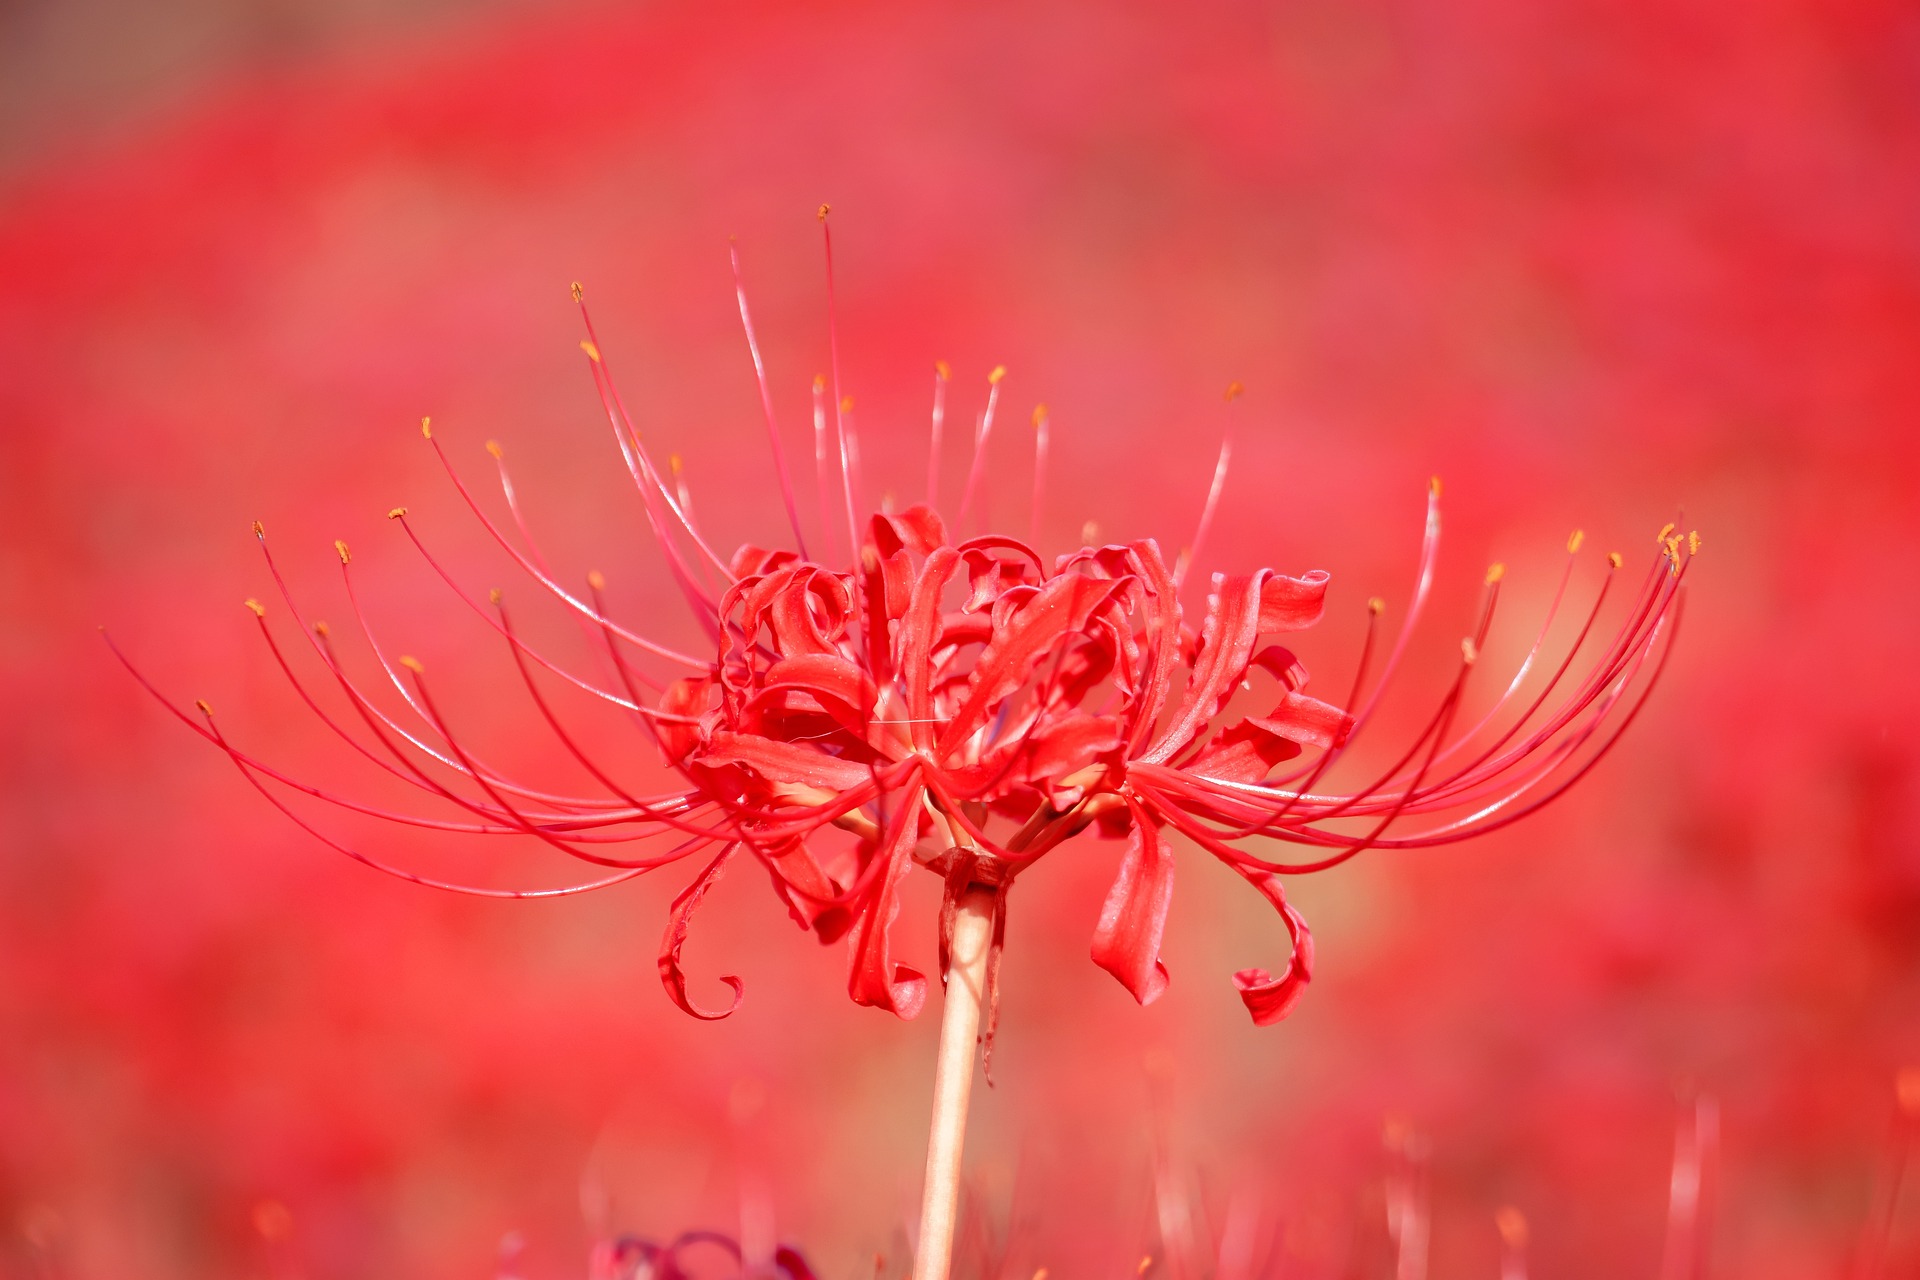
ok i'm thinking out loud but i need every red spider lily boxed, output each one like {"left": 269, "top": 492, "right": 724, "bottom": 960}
{"left": 108, "top": 235, "right": 1694, "bottom": 1039}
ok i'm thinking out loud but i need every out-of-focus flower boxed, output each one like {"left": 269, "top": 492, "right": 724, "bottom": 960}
{"left": 587, "top": 1230, "right": 817, "bottom": 1280}
{"left": 111, "top": 240, "right": 1694, "bottom": 1038}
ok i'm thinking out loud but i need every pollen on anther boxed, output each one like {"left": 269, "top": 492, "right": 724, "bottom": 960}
{"left": 194, "top": 698, "right": 214, "bottom": 717}
{"left": 334, "top": 540, "right": 351, "bottom": 565}
{"left": 1608, "top": 551, "right": 1623, "bottom": 569}
{"left": 488, "top": 588, "right": 503, "bottom": 606}
{"left": 1429, "top": 476, "right": 1443, "bottom": 498}
{"left": 812, "top": 374, "right": 827, "bottom": 393}
{"left": 1688, "top": 530, "right": 1702, "bottom": 555}
{"left": 1567, "top": 529, "right": 1585, "bottom": 553}
{"left": 570, "top": 281, "right": 584, "bottom": 302}
{"left": 243, "top": 598, "right": 265, "bottom": 618}
{"left": 398, "top": 655, "right": 424, "bottom": 675}
{"left": 580, "top": 340, "right": 602, "bottom": 363}
{"left": 251, "top": 520, "right": 265, "bottom": 538}
{"left": 1656, "top": 521, "right": 1677, "bottom": 546}
{"left": 420, "top": 416, "right": 432, "bottom": 439}
{"left": 935, "top": 359, "right": 951, "bottom": 381}
{"left": 1368, "top": 597, "right": 1385, "bottom": 615}
{"left": 988, "top": 365, "right": 1007, "bottom": 385}
{"left": 1031, "top": 403, "right": 1048, "bottom": 426}
{"left": 1485, "top": 562, "right": 1506, "bottom": 585}
{"left": 386, "top": 507, "right": 407, "bottom": 520}
{"left": 484, "top": 440, "right": 503, "bottom": 460}
{"left": 669, "top": 453, "right": 684, "bottom": 476}
{"left": 840, "top": 396, "right": 855, "bottom": 413}
{"left": 587, "top": 569, "right": 607, "bottom": 592}
{"left": 817, "top": 203, "right": 831, "bottom": 220}
{"left": 313, "top": 621, "right": 331, "bottom": 638}
{"left": 1224, "top": 380, "right": 1244, "bottom": 402}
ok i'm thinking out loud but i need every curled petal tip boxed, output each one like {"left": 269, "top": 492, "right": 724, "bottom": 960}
{"left": 243, "top": 598, "right": 264, "bottom": 617}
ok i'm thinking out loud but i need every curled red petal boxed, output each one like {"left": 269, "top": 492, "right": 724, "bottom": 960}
{"left": 846, "top": 777, "right": 929, "bottom": 1018}
{"left": 657, "top": 674, "right": 713, "bottom": 765}
{"left": 1143, "top": 571, "right": 1268, "bottom": 764}
{"left": 658, "top": 843, "right": 745, "bottom": 1020}
{"left": 1090, "top": 804, "right": 1173, "bottom": 1005}
{"left": 1256, "top": 569, "right": 1331, "bottom": 632}
{"left": 1230, "top": 869, "right": 1315, "bottom": 1026}
{"left": 700, "top": 730, "right": 875, "bottom": 793}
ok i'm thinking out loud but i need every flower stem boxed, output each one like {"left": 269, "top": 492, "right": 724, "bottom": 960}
{"left": 912, "top": 884, "right": 995, "bottom": 1280}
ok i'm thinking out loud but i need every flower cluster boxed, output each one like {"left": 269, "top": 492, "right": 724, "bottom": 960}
{"left": 113, "top": 249, "right": 1693, "bottom": 1034}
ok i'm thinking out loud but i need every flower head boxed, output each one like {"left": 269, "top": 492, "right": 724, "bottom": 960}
{"left": 111, "top": 234, "right": 1693, "bottom": 1034}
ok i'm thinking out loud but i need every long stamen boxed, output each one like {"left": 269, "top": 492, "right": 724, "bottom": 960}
{"left": 726, "top": 250, "right": 810, "bottom": 558}
{"left": 955, "top": 365, "right": 1006, "bottom": 531}
{"left": 928, "top": 360, "right": 950, "bottom": 507}
{"left": 1029, "top": 403, "right": 1050, "bottom": 549}
{"left": 1174, "top": 404, "right": 1235, "bottom": 590}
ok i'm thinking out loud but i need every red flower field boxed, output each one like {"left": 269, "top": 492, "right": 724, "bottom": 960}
{"left": 2, "top": 1, "right": 1917, "bottom": 1276}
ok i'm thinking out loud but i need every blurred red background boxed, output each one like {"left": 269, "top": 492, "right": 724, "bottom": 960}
{"left": 3, "top": 1, "right": 1918, "bottom": 1276}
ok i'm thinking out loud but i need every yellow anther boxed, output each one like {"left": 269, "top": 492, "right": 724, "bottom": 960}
{"left": 812, "top": 374, "right": 827, "bottom": 393}
{"left": 1608, "top": 551, "right": 1623, "bottom": 569}
{"left": 569, "top": 281, "right": 584, "bottom": 302}
{"left": 669, "top": 453, "right": 684, "bottom": 476}
{"left": 1031, "top": 403, "right": 1048, "bottom": 426}
{"left": 934, "top": 359, "right": 951, "bottom": 381}
{"left": 1485, "top": 562, "right": 1506, "bottom": 585}
{"left": 252, "top": 520, "right": 265, "bottom": 537}
{"left": 1032, "top": 1269, "right": 1049, "bottom": 1280}
{"left": 488, "top": 588, "right": 503, "bottom": 606}
{"left": 1665, "top": 535, "right": 1682, "bottom": 560}
{"left": 1567, "top": 529, "right": 1585, "bottom": 553}
{"left": 1897, "top": 1066, "right": 1920, "bottom": 1117}
{"left": 1461, "top": 637, "right": 1479, "bottom": 664}
{"left": 1080, "top": 520, "right": 1100, "bottom": 546}
{"left": 586, "top": 569, "right": 607, "bottom": 592}
{"left": 580, "top": 340, "right": 601, "bottom": 363}
{"left": 194, "top": 698, "right": 214, "bottom": 716}
{"left": 1137, "top": 1257, "right": 1153, "bottom": 1276}
{"left": 817, "top": 202, "right": 831, "bottom": 220}
{"left": 840, "top": 396, "right": 855, "bottom": 413}
{"left": 313, "top": 620, "right": 330, "bottom": 638}
{"left": 1688, "top": 529, "right": 1701, "bottom": 555}
{"left": 334, "top": 539, "right": 351, "bottom": 565}
{"left": 485, "top": 440, "right": 503, "bottom": 459}
{"left": 243, "top": 598, "right": 265, "bottom": 617}
{"left": 420, "top": 416, "right": 432, "bottom": 439}
{"left": 1224, "top": 380, "right": 1244, "bottom": 402}
{"left": 386, "top": 506, "right": 407, "bottom": 520}
{"left": 1368, "top": 596, "right": 1385, "bottom": 615}
{"left": 1656, "top": 521, "right": 1676, "bottom": 546}
{"left": 1495, "top": 1206, "right": 1528, "bottom": 1249}
{"left": 1429, "top": 476, "right": 1443, "bottom": 498}
{"left": 398, "top": 655, "right": 424, "bottom": 675}
{"left": 988, "top": 364, "right": 1007, "bottom": 385}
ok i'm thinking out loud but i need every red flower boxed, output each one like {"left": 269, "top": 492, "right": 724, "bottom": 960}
{"left": 111, "top": 242, "right": 1694, "bottom": 1033}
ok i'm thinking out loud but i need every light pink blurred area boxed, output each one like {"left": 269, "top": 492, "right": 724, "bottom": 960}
{"left": 3, "top": 1, "right": 1918, "bottom": 1277}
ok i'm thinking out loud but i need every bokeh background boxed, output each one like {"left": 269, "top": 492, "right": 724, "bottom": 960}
{"left": 4, "top": 1, "right": 1918, "bottom": 1277}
